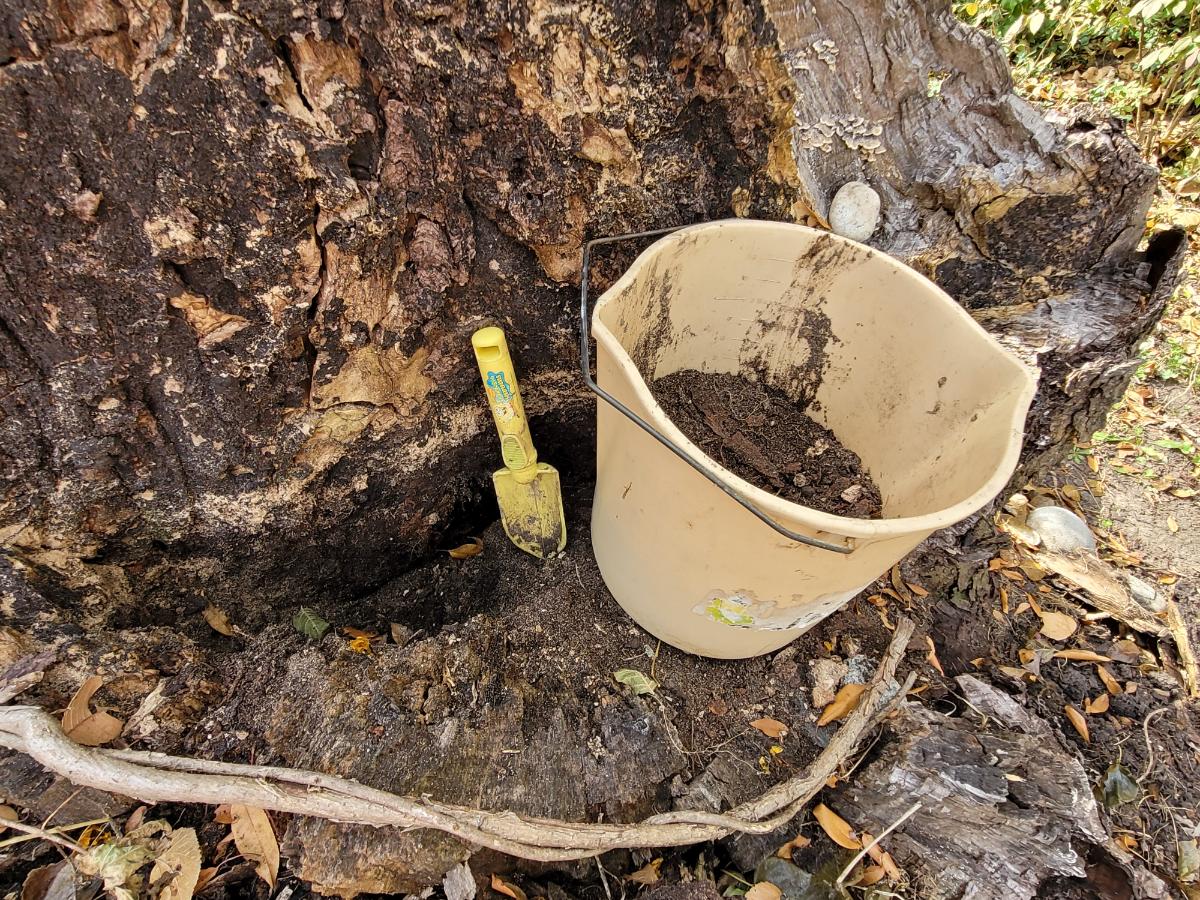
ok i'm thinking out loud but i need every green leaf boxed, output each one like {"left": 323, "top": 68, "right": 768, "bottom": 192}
{"left": 1004, "top": 13, "right": 1026, "bottom": 41}
{"left": 293, "top": 607, "right": 330, "bottom": 640}
{"left": 1179, "top": 839, "right": 1199, "bottom": 883}
{"left": 1027, "top": 10, "right": 1046, "bottom": 34}
{"left": 1102, "top": 762, "right": 1139, "bottom": 808}
{"left": 613, "top": 668, "right": 658, "bottom": 695}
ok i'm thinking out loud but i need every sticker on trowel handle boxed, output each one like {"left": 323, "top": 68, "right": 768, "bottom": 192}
{"left": 486, "top": 371, "right": 517, "bottom": 421}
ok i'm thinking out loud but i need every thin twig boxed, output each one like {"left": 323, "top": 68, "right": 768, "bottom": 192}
{"left": 0, "top": 817, "right": 107, "bottom": 851}
{"left": 0, "top": 817, "right": 87, "bottom": 854}
{"left": 0, "top": 621, "right": 916, "bottom": 860}
{"left": 1138, "top": 706, "right": 1170, "bottom": 783}
{"left": 835, "top": 801, "right": 923, "bottom": 885}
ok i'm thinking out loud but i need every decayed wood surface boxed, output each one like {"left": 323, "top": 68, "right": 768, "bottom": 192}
{"left": 0, "top": 0, "right": 1182, "bottom": 629}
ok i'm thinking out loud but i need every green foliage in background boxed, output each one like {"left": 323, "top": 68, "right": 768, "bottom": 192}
{"left": 954, "top": 0, "right": 1199, "bottom": 120}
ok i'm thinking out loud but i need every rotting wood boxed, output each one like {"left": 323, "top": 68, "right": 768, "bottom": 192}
{"left": 0, "top": 621, "right": 915, "bottom": 861}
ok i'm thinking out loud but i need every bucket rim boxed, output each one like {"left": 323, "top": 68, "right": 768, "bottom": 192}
{"left": 590, "top": 218, "right": 1040, "bottom": 542}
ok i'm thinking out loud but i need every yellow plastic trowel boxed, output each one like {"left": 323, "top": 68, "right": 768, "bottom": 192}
{"left": 471, "top": 326, "right": 566, "bottom": 558}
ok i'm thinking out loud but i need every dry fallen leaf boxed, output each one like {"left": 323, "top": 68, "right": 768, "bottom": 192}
{"left": 1053, "top": 649, "right": 1110, "bottom": 663}
{"left": 194, "top": 868, "right": 218, "bottom": 895}
{"left": 0, "top": 804, "right": 16, "bottom": 834}
{"left": 1096, "top": 664, "right": 1122, "bottom": 695}
{"left": 857, "top": 865, "right": 887, "bottom": 887}
{"left": 926, "top": 636, "right": 945, "bottom": 676}
{"left": 212, "top": 805, "right": 233, "bottom": 825}
{"left": 1085, "top": 694, "right": 1110, "bottom": 714}
{"left": 775, "top": 834, "right": 811, "bottom": 859}
{"left": 907, "top": 582, "right": 929, "bottom": 597}
{"left": 813, "top": 803, "right": 861, "bottom": 850}
{"left": 63, "top": 676, "right": 124, "bottom": 747}
{"left": 342, "top": 627, "right": 376, "bottom": 639}
{"left": 491, "top": 873, "right": 528, "bottom": 900}
{"left": 202, "top": 605, "right": 235, "bottom": 637}
{"left": 745, "top": 882, "right": 782, "bottom": 900}
{"left": 229, "top": 805, "right": 279, "bottom": 888}
{"left": 750, "top": 717, "right": 789, "bottom": 739}
{"left": 1039, "top": 610, "right": 1078, "bottom": 641}
{"left": 148, "top": 827, "right": 202, "bottom": 900}
{"left": 624, "top": 858, "right": 662, "bottom": 885}
{"left": 1065, "top": 705, "right": 1090, "bottom": 743}
{"left": 1167, "top": 515, "right": 1180, "bottom": 534}
{"left": 448, "top": 538, "right": 484, "bottom": 559}
{"left": 708, "top": 697, "right": 728, "bottom": 716}
{"left": 817, "top": 683, "right": 866, "bottom": 727}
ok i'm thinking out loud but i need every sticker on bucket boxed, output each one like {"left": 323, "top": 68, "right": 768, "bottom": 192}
{"left": 695, "top": 588, "right": 863, "bottom": 632}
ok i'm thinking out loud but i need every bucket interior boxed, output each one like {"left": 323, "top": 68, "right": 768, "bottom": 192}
{"left": 596, "top": 222, "right": 1035, "bottom": 522}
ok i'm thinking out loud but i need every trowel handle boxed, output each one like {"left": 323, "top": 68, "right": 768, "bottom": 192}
{"left": 471, "top": 327, "right": 538, "bottom": 474}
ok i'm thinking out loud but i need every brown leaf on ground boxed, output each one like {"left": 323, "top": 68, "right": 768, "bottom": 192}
{"left": 813, "top": 803, "right": 862, "bottom": 850}
{"left": 750, "top": 717, "right": 789, "bottom": 738}
{"left": 817, "top": 684, "right": 866, "bottom": 727}
{"left": 857, "top": 865, "right": 887, "bottom": 886}
{"left": 907, "top": 582, "right": 929, "bottom": 597}
{"left": 63, "top": 676, "right": 124, "bottom": 747}
{"left": 0, "top": 804, "right": 16, "bottom": 834}
{"left": 230, "top": 805, "right": 278, "bottom": 888}
{"left": 202, "top": 605, "right": 235, "bottom": 636}
{"left": 1053, "top": 649, "right": 1110, "bottom": 663}
{"left": 342, "top": 627, "right": 377, "bottom": 639}
{"left": 925, "top": 636, "right": 945, "bottom": 676}
{"left": 148, "top": 827, "right": 202, "bottom": 900}
{"left": 448, "top": 538, "right": 483, "bottom": 559}
{"left": 212, "top": 805, "right": 233, "bottom": 825}
{"left": 1097, "top": 664, "right": 1122, "bottom": 695}
{"left": 1085, "top": 694, "right": 1110, "bottom": 714}
{"left": 775, "top": 834, "right": 811, "bottom": 858}
{"left": 491, "top": 874, "right": 528, "bottom": 900}
{"left": 624, "top": 859, "right": 662, "bottom": 885}
{"left": 1065, "top": 705, "right": 1090, "bottom": 743}
{"left": 1039, "top": 610, "right": 1078, "bottom": 641}
{"left": 745, "top": 882, "right": 782, "bottom": 900}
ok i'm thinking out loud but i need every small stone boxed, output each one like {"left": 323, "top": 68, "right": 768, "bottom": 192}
{"left": 840, "top": 484, "right": 863, "bottom": 503}
{"left": 753, "top": 857, "right": 815, "bottom": 900}
{"left": 809, "top": 657, "right": 848, "bottom": 707}
{"left": 828, "top": 180, "right": 881, "bottom": 243}
{"left": 844, "top": 654, "right": 874, "bottom": 685}
{"left": 792, "top": 473, "right": 808, "bottom": 488}
{"left": 1027, "top": 505, "right": 1096, "bottom": 553}
{"left": 1122, "top": 573, "right": 1166, "bottom": 614}
{"left": 806, "top": 438, "right": 829, "bottom": 458}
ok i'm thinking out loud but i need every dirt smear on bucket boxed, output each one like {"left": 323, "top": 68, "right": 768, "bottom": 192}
{"left": 652, "top": 370, "right": 883, "bottom": 518}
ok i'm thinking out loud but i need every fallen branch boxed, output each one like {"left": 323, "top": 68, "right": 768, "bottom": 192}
{"left": 0, "top": 621, "right": 915, "bottom": 861}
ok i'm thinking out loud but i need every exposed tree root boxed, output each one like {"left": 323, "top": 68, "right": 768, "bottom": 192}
{"left": 0, "top": 622, "right": 915, "bottom": 861}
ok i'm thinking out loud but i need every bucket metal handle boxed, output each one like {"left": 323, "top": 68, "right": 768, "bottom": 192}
{"left": 579, "top": 226, "right": 856, "bottom": 555}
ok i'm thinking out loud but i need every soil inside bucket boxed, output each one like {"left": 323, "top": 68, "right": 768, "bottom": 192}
{"left": 651, "top": 370, "right": 883, "bottom": 518}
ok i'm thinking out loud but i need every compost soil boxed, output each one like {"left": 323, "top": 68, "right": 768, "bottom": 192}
{"left": 651, "top": 370, "right": 882, "bottom": 518}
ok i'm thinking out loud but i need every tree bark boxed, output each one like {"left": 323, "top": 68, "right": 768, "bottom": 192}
{"left": 0, "top": 0, "right": 1182, "bottom": 629}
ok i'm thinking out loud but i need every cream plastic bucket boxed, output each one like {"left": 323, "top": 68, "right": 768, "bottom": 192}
{"left": 587, "top": 220, "right": 1038, "bottom": 658}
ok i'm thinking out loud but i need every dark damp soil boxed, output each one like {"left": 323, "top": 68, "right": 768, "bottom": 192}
{"left": 651, "top": 370, "right": 883, "bottom": 518}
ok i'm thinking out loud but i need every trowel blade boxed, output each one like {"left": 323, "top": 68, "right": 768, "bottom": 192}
{"left": 492, "top": 463, "right": 567, "bottom": 559}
